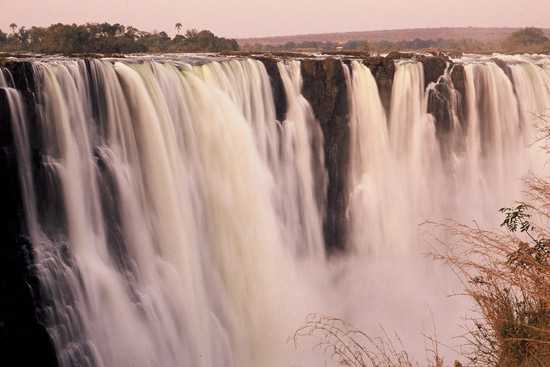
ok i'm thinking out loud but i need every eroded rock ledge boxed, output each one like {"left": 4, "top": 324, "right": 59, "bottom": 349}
{"left": 257, "top": 53, "right": 459, "bottom": 252}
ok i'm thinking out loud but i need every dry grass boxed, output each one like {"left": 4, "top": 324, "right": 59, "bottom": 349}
{"left": 429, "top": 176, "right": 550, "bottom": 366}
{"left": 296, "top": 185, "right": 550, "bottom": 366}
{"left": 296, "top": 120, "right": 550, "bottom": 367}
{"left": 293, "top": 314, "right": 447, "bottom": 367}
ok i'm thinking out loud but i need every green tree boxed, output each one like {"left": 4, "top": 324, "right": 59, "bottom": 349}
{"left": 505, "top": 27, "right": 550, "bottom": 51}
{"left": 0, "top": 22, "right": 239, "bottom": 54}
{"left": 0, "top": 29, "right": 7, "bottom": 45}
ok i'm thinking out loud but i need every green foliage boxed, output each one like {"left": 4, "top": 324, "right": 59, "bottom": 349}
{"left": 0, "top": 29, "right": 7, "bottom": 44}
{"left": 0, "top": 22, "right": 239, "bottom": 55}
{"left": 500, "top": 204, "right": 550, "bottom": 267}
{"left": 509, "top": 28, "right": 549, "bottom": 46}
{"left": 462, "top": 204, "right": 550, "bottom": 366}
{"left": 500, "top": 204, "right": 533, "bottom": 233}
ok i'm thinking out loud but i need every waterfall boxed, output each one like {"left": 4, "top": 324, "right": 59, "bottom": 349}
{"left": 7, "top": 58, "right": 326, "bottom": 367}
{"left": 4, "top": 54, "right": 550, "bottom": 366}
{"left": 345, "top": 57, "right": 548, "bottom": 255}
{"left": 345, "top": 60, "right": 444, "bottom": 254}
{"left": 342, "top": 55, "right": 550, "bottom": 357}
{"left": 344, "top": 61, "right": 392, "bottom": 253}
{"left": 277, "top": 60, "right": 326, "bottom": 257}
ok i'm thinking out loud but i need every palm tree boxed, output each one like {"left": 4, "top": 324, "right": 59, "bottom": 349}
{"left": 9, "top": 23, "right": 17, "bottom": 34}
{"left": 175, "top": 22, "right": 183, "bottom": 35}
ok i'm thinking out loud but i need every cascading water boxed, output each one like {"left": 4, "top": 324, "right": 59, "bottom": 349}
{"left": 344, "top": 60, "right": 392, "bottom": 254}
{"left": 4, "top": 53, "right": 550, "bottom": 366}
{"left": 341, "top": 56, "right": 550, "bottom": 357}
{"left": 276, "top": 60, "right": 326, "bottom": 258}
{"left": 7, "top": 58, "right": 327, "bottom": 367}
{"left": 345, "top": 57, "right": 547, "bottom": 256}
{"left": 345, "top": 60, "right": 445, "bottom": 255}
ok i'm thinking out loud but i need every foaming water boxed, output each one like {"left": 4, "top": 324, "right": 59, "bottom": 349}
{"left": 4, "top": 54, "right": 550, "bottom": 366}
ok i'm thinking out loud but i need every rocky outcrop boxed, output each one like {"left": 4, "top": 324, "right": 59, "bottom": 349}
{"left": 419, "top": 55, "right": 449, "bottom": 88}
{"left": 421, "top": 56, "right": 467, "bottom": 140}
{"left": 427, "top": 75, "right": 456, "bottom": 137}
{"left": 300, "top": 58, "right": 349, "bottom": 253}
{"left": 363, "top": 56, "right": 395, "bottom": 114}
{"left": 492, "top": 57, "right": 514, "bottom": 81}
{"left": 259, "top": 53, "right": 453, "bottom": 252}
{"left": 450, "top": 64, "right": 467, "bottom": 125}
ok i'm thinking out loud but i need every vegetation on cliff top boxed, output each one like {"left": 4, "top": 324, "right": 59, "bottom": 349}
{"left": 0, "top": 22, "right": 239, "bottom": 55}
{"left": 243, "top": 27, "right": 550, "bottom": 55}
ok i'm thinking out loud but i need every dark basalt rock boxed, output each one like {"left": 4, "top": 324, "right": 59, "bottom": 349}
{"left": 450, "top": 64, "right": 467, "bottom": 124}
{"left": 451, "top": 64, "right": 466, "bottom": 99}
{"left": 362, "top": 53, "right": 450, "bottom": 115}
{"left": 418, "top": 55, "right": 449, "bottom": 88}
{"left": 363, "top": 56, "right": 396, "bottom": 115}
{"left": 427, "top": 77, "right": 456, "bottom": 136}
{"left": 301, "top": 58, "right": 349, "bottom": 253}
{"left": 426, "top": 60, "right": 464, "bottom": 142}
{"left": 492, "top": 57, "right": 514, "bottom": 82}
{"left": 255, "top": 57, "right": 287, "bottom": 122}
{"left": 0, "top": 89, "right": 58, "bottom": 366}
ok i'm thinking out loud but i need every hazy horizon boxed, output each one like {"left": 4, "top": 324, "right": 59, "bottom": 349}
{"left": 1, "top": 0, "right": 550, "bottom": 39}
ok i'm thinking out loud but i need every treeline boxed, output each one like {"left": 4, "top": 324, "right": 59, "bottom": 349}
{"left": 0, "top": 23, "right": 239, "bottom": 54}
{"left": 501, "top": 27, "right": 550, "bottom": 53}
{"left": 244, "top": 39, "right": 370, "bottom": 52}
{"left": 242, "top": 38, "right": 495, "bottom": 53}
{"left": 243, "top": 27, "right": 550, "bottom": 54}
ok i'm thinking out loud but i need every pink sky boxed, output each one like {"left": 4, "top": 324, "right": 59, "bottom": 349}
{"left": 1, "top": 0, "right": 549, "bottom": 38}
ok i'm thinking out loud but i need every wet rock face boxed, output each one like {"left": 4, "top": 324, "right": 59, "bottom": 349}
{"left": 492, "top": 57, "right": 514, "bottom": 81}
{"left": 450, "top": 64, "right": 467, "bottom": 124}
{"left": 258, "top": 56, "right": 351, "bottom": 252}
{"left": 451, "top": 64, "right": 466, "bottom": 99}
{"left": 301, "top": 58, "right": 349, "bottom": 253}
{"left": 426, "top": 61, "right": 469, "bottom": 137}
{"left": 0, "top": 89, "right": 58, "bottom": 367}
{"left": 362, "top": 54, "right": 449, "bottom": 115}
{"left": 425, "top": 59, "right": 466, "bottom": 159}
{"left": 428, "top": 78, "right": 456, "bottom": 135}
{"left": 260, "top": 54, "right": 452, "bottom": 252}
{"left": 255, "top": 57, "right": 287, "bottom": 122}
{"left": 363, "top": 56, "right": 395, "bottom": 115}
{"left": 419, "top": 55, "right": 449, "bottom": 88}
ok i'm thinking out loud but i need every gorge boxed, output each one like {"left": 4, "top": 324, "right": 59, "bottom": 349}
{"left": 1, "top": 52, "right": 550, "bottom": 366}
